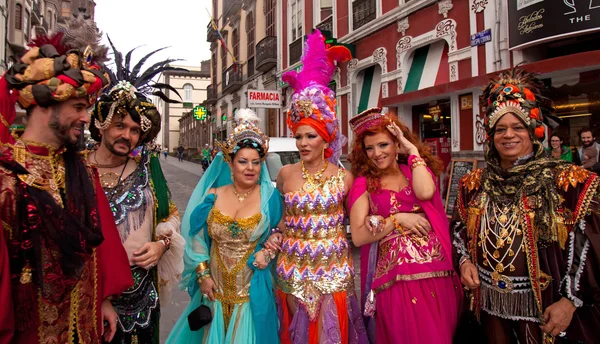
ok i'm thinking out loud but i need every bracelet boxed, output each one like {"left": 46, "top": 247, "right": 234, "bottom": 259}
{"left": 410, "top": 157, "right": 427, "bottom": 170}
{"left": 390, "top": 215, "right": 405, "bottom": 235}
{"left": 271, "top": 227, "right": 282, "bottom": 235}
{"left": 196, "top": 261, "right": 210, "bottom": 276}
{"left": 156, "top": 235, "right": 171, "bottom": 251}
{"left": 459, "top": 256, "right": 471, "bottom": 267}
{"left": 407, "top": 154, "right": 421, "bottom": 166}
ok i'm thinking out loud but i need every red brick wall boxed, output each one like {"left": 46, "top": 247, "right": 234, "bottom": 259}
{"left": 459, "top": 93, "right": 474, "bottom": 150}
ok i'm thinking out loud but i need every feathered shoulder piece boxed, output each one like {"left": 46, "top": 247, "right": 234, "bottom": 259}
{"left": 483, "top": 67, "right": 558, "bottom": 141}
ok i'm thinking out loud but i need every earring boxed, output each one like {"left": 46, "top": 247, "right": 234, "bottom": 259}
{"left": 322, "top": 147, "right": 325, "bottom": 161}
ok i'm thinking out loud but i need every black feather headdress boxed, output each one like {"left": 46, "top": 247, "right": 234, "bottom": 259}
{"left": 90, "top": 38, "right": 189, "bottom": 146}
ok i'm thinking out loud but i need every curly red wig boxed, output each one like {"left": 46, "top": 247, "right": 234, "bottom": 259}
{"left": 348, "top": 114, "right": 443, "bottom": 191}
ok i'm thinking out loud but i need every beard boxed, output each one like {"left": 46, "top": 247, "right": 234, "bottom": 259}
{"left": 48, "top": 107, "right": 79, "bottom": 145}
{"left": 583, "top": 140, "right": 595, "bottom": 148}
{"left": 103, "top": 137, "right": 132, "bottom": 157}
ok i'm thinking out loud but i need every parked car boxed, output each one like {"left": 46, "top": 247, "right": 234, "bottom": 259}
{"left": 265, "top": 138, "right": 300, "bottom": 185}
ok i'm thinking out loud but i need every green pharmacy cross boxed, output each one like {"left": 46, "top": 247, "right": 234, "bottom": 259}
{"left": 193, "top": 105, "right": 208, "bottom": 121}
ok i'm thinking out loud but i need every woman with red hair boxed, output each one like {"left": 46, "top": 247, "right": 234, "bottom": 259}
{"left": 264, "top": 30, "right": 368, "bottom": 344}
{"left": 347, "top": 108, "right": 462, "bottom": 344}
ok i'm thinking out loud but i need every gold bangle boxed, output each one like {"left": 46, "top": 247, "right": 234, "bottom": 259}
{"left": 411, "top": 158, "right": 427, "bottom": 169}
{"left": 196, "top": 261, "right": 209, "bottom": 274}
{"left": 390, "top": 215, "right": 405, "bottom": 235}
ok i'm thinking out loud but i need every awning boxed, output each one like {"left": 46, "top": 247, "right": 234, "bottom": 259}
{"left": 404, "top": 40, "right": 449, "bottom": 93}
{"left": 357, "top": 65, "right": 382, "bottom": 114}
{"left": 382, "top": 50, "right": 600, "bottom": 107}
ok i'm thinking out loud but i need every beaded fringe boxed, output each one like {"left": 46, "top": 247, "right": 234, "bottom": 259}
{"left": 480, "top": 284, "right": 539, "bottom": 322}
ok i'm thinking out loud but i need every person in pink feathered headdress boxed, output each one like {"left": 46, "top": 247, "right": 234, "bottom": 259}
{"left": 263, "top": 29, "right": 369, "bottom": 344}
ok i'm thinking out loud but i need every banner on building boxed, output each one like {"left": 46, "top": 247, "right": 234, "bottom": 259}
{"left": 248, "top": 90, "right": 281, "bottom": 109}
{"left": 509, "top": 0, "right": 600, "bottom": 50}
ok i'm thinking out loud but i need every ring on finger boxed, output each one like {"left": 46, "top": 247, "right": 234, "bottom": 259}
{"left": 559, "top": 331, "right": 566, "bottom": 337}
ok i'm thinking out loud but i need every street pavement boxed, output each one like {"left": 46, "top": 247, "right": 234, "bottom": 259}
{"left": 158, "top": 157, "right": 361, "bottom": 343}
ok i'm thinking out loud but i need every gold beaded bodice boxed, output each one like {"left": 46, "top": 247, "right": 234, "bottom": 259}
{"left": 207, "top": 207, "right": 261, "bottom": 327}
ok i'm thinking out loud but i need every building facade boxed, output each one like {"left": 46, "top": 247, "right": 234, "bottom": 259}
{"left": 155, "top": 63, "right": 211, "bottom": 152}
{"left": 206, "top": 0, "right": 279, "bottom": 141}
{"left": 276, "top": 0, "right": 600, "bottom": 167}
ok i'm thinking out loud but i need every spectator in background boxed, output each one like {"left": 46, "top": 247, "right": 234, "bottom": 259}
{"left": 546, "top": 134, "right": 573, "bottom": 162}
{"left": 574, "top": 128, "right": 600, "bottom": 172}
{"left": 163, "top": 146, "right": 169, "bottom": 160}
{"left": 177, "top": 144, "right": 185, "bottom": 162}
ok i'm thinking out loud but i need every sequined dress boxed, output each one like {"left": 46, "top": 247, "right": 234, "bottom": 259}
{"left": 276, "top": 169, "right": 368, "bottom": 344}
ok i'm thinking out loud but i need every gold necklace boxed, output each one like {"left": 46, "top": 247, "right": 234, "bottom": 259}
{"left": 301, "top": 159, "right": 329, "bottom": 193}
{"left": 91, "top": 152, "right": 128, "bottom": 169}
{"left": 233, "top": 185, "right": 256, "bottom": 203}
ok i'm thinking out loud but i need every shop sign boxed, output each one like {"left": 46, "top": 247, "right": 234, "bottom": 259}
{"left": 508, "top": 0, "right": 600, "bottom": 50}
{"left": 429, "top": 106, "right": 442, "bottom": 122}
{"left": 460, "top": 95, "right": 473, "bottom": 110}
{"left": 193, "top": 105, "right": 208, "bottom": 121}
{"left": 470, "top": 29, "right": 492, "bottom": 47}
{"left": 248, "top": 90, "right": 281, "bottom": 109}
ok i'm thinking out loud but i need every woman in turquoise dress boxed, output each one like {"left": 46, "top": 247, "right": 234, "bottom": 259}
{"left": 166, "top": 110, "right": 282, "bottom": 344}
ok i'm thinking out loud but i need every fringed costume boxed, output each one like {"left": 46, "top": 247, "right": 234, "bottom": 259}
{"left": 0, "top": 13, "right": 133, "bottom": 343}
{"left": 277, "top": 30, "right": 368, "bottom": 344}
{"left": 452, "top": 69, "right": 600, "bottom": 343}
{"left": 167, "top": 111, "right": 282, "bottom": 344}
{"left": 89, "top": 44, "right": 186, "bottom": 344}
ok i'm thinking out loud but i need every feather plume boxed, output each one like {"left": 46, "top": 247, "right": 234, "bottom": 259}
{"left": 28, "top": 32, "right": 68, "bottom": 54}
{"left": 282, "top": 30, "right": 351, "bottom": 92}
{"left": 55, "top": 11, "right": 109, "bottom": 65}
{"left": 236, "top": 109, "right": 260, "bottom": 125}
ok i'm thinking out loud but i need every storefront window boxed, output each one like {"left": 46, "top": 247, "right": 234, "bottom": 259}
{"left": 547, "top": 73, "right": 600, "bottom": 148}
{"left": 412, "top": 99, "right": 451, "bottom": 140}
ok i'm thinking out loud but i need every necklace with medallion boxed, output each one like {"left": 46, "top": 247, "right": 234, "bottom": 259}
{"left": 301, "top": 159, "right": 329, "bottom": 193}
{"left": 233, "top": 185, "right": 256, "bottom": 203}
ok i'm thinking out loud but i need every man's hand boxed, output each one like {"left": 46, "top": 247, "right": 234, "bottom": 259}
{"left": 540, "top": 297, "right": 576, "bottom": 337}
{"left": 459, "top": 261, "right": 480, "bottom": 289}
{"left": 101, "top": 299, "right": 118, "bottom": 342}
{"left": 132, "top": 242, "right": 166, "bottom": 270}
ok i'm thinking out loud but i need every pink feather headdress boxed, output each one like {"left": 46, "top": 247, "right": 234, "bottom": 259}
{"left": 283, "top": 29, "right": 352, "bottom": 163}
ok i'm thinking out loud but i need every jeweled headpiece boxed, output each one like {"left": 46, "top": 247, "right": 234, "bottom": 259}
{"left": 283, "top": 29, "right": 352, "bottom": 163}
{"left": 350, "top": 107, "right": 393, "bottom": 136}
{"left": 90, "top": 39, "right": 187, "bottom": 146}
{"left": 219, "top": 109, "right": 269, "bottom": 163}
{"left": 483, "top": 68, "right": 558, "bottom": 141}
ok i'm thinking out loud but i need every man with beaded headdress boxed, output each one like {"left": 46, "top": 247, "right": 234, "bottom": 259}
{"left": 452, "top": 68, "right": 600, "bottom": 343}
{"left": 87, "top": 42, "right": 186, "bottom": 344}
{"left": 0, "top": 13, "right": 133, "bottom": 343}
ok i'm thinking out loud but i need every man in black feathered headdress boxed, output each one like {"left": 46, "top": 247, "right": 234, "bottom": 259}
{"left": 87, "top": 42, "right": 186, "bottom": 344}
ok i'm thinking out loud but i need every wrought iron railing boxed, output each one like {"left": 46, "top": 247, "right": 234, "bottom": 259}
{"left": 222, "top": 63, "right": 243, "bottom": 94}
{"left": 255, "top": 36, "right": 277, "bottom": 72}
{"left": 316, "top": 16, "right": 333, "bottom": 34}
{"left": 352, "top": 0, "right": 376, "bottom": 30}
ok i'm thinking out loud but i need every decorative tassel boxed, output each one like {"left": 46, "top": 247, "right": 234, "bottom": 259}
{"left": 15, "top": 263, "right": 37, "bottom": 331}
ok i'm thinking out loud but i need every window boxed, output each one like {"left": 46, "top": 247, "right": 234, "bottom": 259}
{"left": 290, "top": 0, "right": 303, "bottom": 42}
{"left": 266, "top": 0, "right": 276, "bottom": 36}
{"left": 212, "top": 50, "right": 217, "bottom": 84}
{"left": 61, "top": 1, "right": 71, "bottom": 17}
{"left": 221, "top": 45, "right": 227, "bottom": 72}
{"left": 246, "top": 13, "right": 255, "bottom": 58}
{"left": 15, "top": 4, "right": 22, "bottom": 30}
{"left": 318, "top": 0, "right": 333, "bottom": 22}
{"left": 232, "top": 29, "right": 239, "bottom": 61}
{"left": 24, "top": 10, "right": 30, "bottom": 41}
{"left": 183, "top": 84, "right": 193, "bottom": 102}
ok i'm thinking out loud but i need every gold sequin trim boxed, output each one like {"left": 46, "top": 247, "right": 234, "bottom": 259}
{"left": 461, "top": 168, "right": 483, "bottom": 192}
{"left": 374, "top": 270, "right": 455, "bottom": 293}
{"left": 556, "top": 165, "right": 590, "bottom": 192}
{"left": 211, "top": 208, "right": 262, "bottom": 229}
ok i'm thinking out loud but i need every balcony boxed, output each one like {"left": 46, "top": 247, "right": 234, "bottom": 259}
{"left": 207, "top": 22, "right": 218, "bottom": 42}
{"left": 316, "top": 16, "right": 333, "bottom": 35}
{"left": 223, "top": 0, "right": 242, "bottom": 21}
{"left": 353, "top": 0, "right": 376, "bottom": 30}
{"left": 222, "top": 63, "right": 243, "bottom": 94}
{"left": 206, "top": 84, "right": 217, "bottom": 104}
{"left": 256, "top": 36, "right": 277, "bottom": 72}
{"left": 31, "top": 2, "right": 42, "bottom": 25}
{"left": 289, "top": 38, "right": 303, "bottom": 66}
